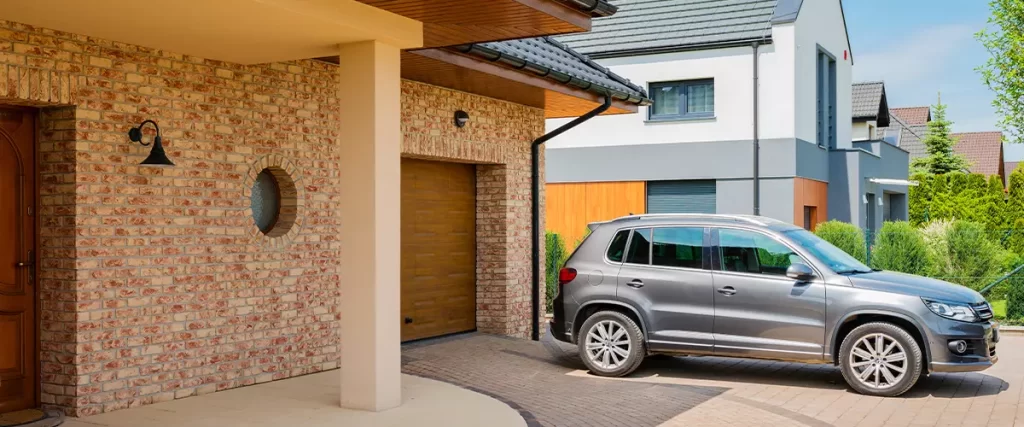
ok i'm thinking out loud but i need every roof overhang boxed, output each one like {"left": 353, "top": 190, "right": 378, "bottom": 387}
{"left": 402, "top": 49, "right": 645, "bottom": 118}
{"left": 868, "top": 178, "right": 919, "bottom": 187}
{"left": 0, "top": 0, "right": 425, "bottom": 64}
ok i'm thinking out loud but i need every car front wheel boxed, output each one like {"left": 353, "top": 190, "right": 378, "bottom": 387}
{"left": 839, "top": 322, "right": 923, "bottom": 397}
{"left": 577, "top": 310, "right": 645, "bottom": 377}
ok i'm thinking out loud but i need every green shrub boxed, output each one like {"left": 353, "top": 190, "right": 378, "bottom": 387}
{"left": 814, "top": 221, "right": 867, "bottom": 263}
{"left": 929, "top": 174, "right": 953, "bottom": 220}
{"left": 920, "top": 220, "right": 952, "bottom": 276}
{"left": 944, "top": 221, "right": 1004, "bottom": 291}
{"left": 871, "top": 221, "right": 932, "bottom": 276}
{"left": 908, "top": 173, "right": 932, "bottom": 226}
{"left": 1006, "top": 275, "right": 1024, "bottom": 321}
{"left": 983, "top": 175, "right": 1008, "bottom": 242}
{"left": 544, "top": 232, "right": 569, "bottom": 313}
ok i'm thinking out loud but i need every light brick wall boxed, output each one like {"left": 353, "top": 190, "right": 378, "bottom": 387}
{"left": 0, "top": 20, "right": 545, "bottom": 416}
{"left": 400, "top": 82, "right": 545, "bottom": 338}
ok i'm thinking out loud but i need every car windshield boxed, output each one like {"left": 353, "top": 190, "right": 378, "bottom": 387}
{"left": 782, "top": 228, "right": 872, "bottom": 274}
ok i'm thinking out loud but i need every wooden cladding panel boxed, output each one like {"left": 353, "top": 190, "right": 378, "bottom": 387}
{"left": 546, "top": 182, "right": 646, "bottom": 248}
{"left": 794, "top": 178, "right": 828, "bottom": 230}
{"left": 357, "top": 0, "right": 588, "bottom": 48}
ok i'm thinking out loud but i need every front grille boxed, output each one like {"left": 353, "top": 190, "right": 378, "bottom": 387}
{"left": 973, "top": 302, "right": 994, "bottom": 321}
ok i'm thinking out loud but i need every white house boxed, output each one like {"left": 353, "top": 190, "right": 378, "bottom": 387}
{"left": 544, "top": 0, "right": 909, "bottom": 244}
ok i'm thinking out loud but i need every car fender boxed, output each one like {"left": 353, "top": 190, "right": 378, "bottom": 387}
{"left": 830, "top": 308, "right": 931, "bottom": 364}
{"left": 575, "top": 299, "right": 649, "bottom": 341}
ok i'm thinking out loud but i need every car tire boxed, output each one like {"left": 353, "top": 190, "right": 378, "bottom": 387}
{"left": 577, "top": 310, "right": 645, "bottom": 377}
{"left": 839, "top": 322, "right": 923, "bottom": 397}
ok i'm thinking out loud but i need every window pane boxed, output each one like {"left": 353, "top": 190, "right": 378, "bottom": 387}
{"left": 652, "top": 228, "right": 704, "bottom": 268}
{"left": 719, "top": 229, "right": 804, "bottom": 276}
{"left": 606, "top": 230, "right": 630, "bottom": 263}
{"left": 652, "top": 84, "right": 680, "bottom": 116}
{"left": 686, "top": 82, "right": 713, "bottom": 113}
{"left": 626, "top": 228, "right": 652, "bottom": 265}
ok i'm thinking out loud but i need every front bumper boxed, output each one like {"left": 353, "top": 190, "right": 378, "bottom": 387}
{"left": 927, "top": 320, "right": 999, "bottom": 373}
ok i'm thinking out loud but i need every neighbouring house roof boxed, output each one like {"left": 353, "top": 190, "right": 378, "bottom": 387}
{"left": 852, "top": 81, "right": 890, "bottom": 127}
{"left": 1008, "top": 162, "right": 1020, "bottom": 184}
{"left": 877, "top": 111, "right": 926, "bottom": 156}
{"left": 952, "top": 131, "right": 1005, "bottom": 176}
{"left": 555, "top": 0, "right": 780, "bottom": 57}
{"left": 890, "top": 106, "right": 931, "bottom": 125}
{"left": 454, "top": 37, "right": 651, "bottom": 105}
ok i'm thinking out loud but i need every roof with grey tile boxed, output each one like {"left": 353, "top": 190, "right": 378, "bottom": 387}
{"left": 953, "top": 132, "right": 1005, "bottom": 176}
{"left": 453, "top": 37, "right": 650, "bottom": 104}
{"left": 852, "top": 82, "right": 889, "bottom": 126}
{"left": 878, "top": 111, "right": 926, "bottom": 156}
{"left": 555, "top": 0, "right": 780, "bottom": 57}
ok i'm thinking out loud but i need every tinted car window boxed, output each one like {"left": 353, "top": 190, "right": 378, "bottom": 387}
{"left": 606, "top": 230, "right": 630, "bottom": 262}
{"left": 652, "top": 227, "right": 704, "bottom": 269}
{"left": 625, "top": 228, "right": 652, "bottom": 265}
{"left": 719, "top": 229, "right": 804, "bottom": 276}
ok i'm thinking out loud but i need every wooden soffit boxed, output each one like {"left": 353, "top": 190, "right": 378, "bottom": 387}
{"left": 357, "top": 0, "right": 591, "bottom": 48}
{"left": 401, "top": 49, "right": 637, "bottom": 118}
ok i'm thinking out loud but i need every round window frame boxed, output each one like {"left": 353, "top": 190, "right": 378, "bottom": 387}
{"left": 244, "top": 156, "right": 303, "bottom": 245}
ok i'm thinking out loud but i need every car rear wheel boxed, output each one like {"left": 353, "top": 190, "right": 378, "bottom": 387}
{"left": 839, "top": 322, "right": 923, "bottom": 397}
{"left": 578, "top": 311, "right": 645, "bottom": 377}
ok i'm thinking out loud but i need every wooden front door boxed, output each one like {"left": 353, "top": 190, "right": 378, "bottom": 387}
{"left": 400, "top": 158, "right": 476, "bottom": 342}
{"left": 0, "top": 108, "right": 36, "bottom": 413}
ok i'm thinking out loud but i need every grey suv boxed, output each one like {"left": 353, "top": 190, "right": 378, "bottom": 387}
{"left": 550, "top": 214, "right": 998, "bottom": 397}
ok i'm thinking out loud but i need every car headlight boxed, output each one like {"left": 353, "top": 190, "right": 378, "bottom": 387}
{"left": 922, "top": 298, "right": 980, "bottom": 322}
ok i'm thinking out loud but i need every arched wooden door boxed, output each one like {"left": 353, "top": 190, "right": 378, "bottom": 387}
{"left": 0, "top": 108, "right": 36, "bottom": 413}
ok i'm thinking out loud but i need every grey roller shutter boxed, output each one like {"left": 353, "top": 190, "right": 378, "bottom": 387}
{"left": 646, "top": 180, "right": 717, "bottom": 214}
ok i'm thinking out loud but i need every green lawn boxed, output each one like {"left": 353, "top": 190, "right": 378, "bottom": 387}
{"left": 992, "top": 299, "right": 1007, "bottom": 319}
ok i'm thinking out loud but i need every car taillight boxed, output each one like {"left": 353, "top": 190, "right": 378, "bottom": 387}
{"left": 558, "top": 268, "right": 577, "bottom": 286}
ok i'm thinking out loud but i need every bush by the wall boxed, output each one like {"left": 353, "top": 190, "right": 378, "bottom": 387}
{"left": 929, "top": 174, "right": 953, "bottom": 221}
{"left": 944, "top": 221, "right": 1004, "bottom": 291}
{"left": 908, "top": 173, "right": 932, "bottom": 226}
{"left": 814, "top": 220, "right": 867, "bottom": 263}
{"left": 871, "top": 221, "right": 932, "bottom": 276}
{"left": 545, "top": 232, "right": 569, "bottom": 313}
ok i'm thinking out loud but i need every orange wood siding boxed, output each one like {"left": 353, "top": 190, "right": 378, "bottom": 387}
{"left": 794, "top": 178, "right": 829, "bottom": 230}
{"left": 546, "top": 181, "right": 646, "bottom": 247}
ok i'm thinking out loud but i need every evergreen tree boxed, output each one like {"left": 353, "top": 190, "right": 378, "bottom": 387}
{"left": 929, "top": 173, "right": 953, "bottom": 220}
{"left": 961, "top": 174, "right": 989, "bottom": 221}
{"left": 909, "top": 95, "right": 972, "bottom": 175}
{"left": 908, "top": 173, "right": 932, "bottom": 226}
{"left": 948, "top": 173, "right": 970, "bottom": 220}
{"left": 1008, "top": 169, "right": 1024, "bottom": 255}
{"left": 984, "top": 174, "right": 1008, "bottom": 241}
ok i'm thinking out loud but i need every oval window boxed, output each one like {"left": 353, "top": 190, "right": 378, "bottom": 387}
{"left": 251, "top": 169, "right": 281, "bottom": 234}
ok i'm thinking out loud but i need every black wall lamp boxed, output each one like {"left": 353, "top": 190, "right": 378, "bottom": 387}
{"left": 128, "top": 119, "right": 174, "bottom": 166}
{"left": 454, "top": 110, "right": 469, "bottom": 128}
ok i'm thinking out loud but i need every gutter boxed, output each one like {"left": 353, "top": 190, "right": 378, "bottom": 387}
{"left": 451, "top": 43, "right": 650, "bottom": 106}
{"left": 531, "top": 96, "right": 612, "bottom": 341}
{"left": 558, "top": 0, "right": 618, "bottom": 17}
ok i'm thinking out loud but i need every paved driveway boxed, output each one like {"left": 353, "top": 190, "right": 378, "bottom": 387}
{"left": 402, "top": 330, "right": 1024, "bottom": 427}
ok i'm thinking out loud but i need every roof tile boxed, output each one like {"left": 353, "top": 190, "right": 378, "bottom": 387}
{"left": 890, "top": 107, "right": 930, "bottom": 125}
{"left": 852, "top": 82, "right": 884, "bottom": 120}
{"left": 952, "top": 132, "right": 1005, "bottom": 176}
{"left": 556, "top": 0, "right": 778, "bottom": 56}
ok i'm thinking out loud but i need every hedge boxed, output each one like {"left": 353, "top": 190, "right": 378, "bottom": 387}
{"left": 814, "top": 220, "right": 867, "bottom": 263}
{"left": 871, "top": 221, "right": 932, "bottom": 276}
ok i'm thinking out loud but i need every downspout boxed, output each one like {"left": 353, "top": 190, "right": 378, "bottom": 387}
{"left": 532, "top": 96, "right": 612, "bottom": 341}
{"left": 752, "top": 41, "right": 761, "bottom": 216}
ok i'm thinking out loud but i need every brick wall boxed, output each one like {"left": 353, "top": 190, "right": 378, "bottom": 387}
{"left": 0, "top": 20, "right": 545, "bottom": 416}
{"left": 400, "top": 81, "right": 545, "bottom": 338}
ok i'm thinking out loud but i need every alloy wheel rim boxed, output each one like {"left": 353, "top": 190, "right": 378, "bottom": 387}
{"left": 849, "top": 333, "right": 907, "bottom": 389}
{"left": 585, "top": 320, "right": 631, "bottom": 370}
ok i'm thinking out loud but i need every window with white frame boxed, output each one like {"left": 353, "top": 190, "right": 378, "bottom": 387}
{"left": 649, "top": 79, "right": 714, "bottom": 120}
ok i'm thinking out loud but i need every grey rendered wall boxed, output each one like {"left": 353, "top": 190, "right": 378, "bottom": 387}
{"left": 828, "top": 150, "right": 861, "bottom": 226}
{"left": 716, "top": 178, "right": 795, "bottom": 223}
{"left": 829, "top": 144, "right": 911, "bottom": 230}
{"left": 546, "top": 138, "right": 816, "bottom": 183}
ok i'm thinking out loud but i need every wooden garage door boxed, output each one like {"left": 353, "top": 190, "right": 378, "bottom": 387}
{"left": 401, "top": 158, "right": 476, "bottom": 342}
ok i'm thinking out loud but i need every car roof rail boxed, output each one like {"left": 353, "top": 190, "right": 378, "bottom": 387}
{"left": 611, "top": 213, "right": 770, "bottom": 226}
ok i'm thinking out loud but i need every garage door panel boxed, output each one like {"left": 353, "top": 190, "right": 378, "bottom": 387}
{"left": 401, "top": 158, "right": 477, "bottom": 342}
{"left": 647, "top": 180, "right": 717, "bottom": 214}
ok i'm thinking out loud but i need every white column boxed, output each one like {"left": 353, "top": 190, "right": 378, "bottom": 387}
{"left": 337, "top": 40, "right": 402, "bottom": 412}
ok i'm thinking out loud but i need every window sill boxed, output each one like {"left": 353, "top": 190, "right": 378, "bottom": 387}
{"left": 645, "top": 116, "right": 716, "bottom": 124}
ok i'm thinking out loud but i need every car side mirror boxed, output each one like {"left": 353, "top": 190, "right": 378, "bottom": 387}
{"left": 786, "top": 263, "right": 815, "bottom": 281}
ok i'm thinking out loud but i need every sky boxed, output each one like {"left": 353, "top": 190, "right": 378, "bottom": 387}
{"left": 844, "top": 0, "right": 1024, "bottom": 161}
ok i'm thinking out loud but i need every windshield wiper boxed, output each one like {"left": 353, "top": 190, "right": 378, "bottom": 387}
{"left": 836, "top": 269, "right": 873, "bottom": 275}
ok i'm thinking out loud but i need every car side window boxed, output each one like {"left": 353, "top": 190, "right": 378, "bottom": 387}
{"left": 606, "top": 230, "right": 630, "bottom": 263}
{"left": 718, "top": 229, "right": 805, "bottom": 276}
{"left": 652, "top": 227, "right": 704, "bottom": 269}
{"left": 625, "top": 228, "right": 652, "bottom": 265}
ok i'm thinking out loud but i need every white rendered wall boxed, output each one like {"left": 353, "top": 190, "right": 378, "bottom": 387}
{"left": 794, "top": 0, "right": 853, "bottom": 149}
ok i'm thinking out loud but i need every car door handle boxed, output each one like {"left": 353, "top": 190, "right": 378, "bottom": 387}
{"left": 627, "top": 279, "right": 644, "bottom": 288}
{"left": 717, "top": 286, "right": 736, "bottom": 296}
